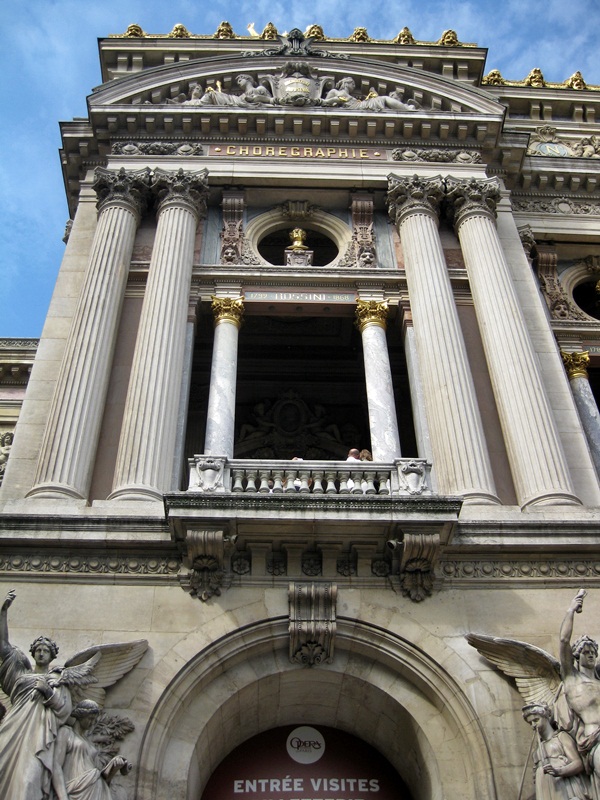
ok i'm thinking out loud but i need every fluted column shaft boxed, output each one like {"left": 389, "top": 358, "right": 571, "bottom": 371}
{"left": 204, "top": 297, "right": 245, "bottom": 457}
{"left": 110, "top": 169, "right": 208, "bottom": 501}
{"left": 562, "top": 351, "right": 600, "bottom": 478}
{"left": 355, "top": 300, "right": 401, "bottom": 461}
{"left": 447, "top": 177, "right": 580, "bottom": 508}
{"left": 387, "top": 174, "right": 498, "bottom": 504}
{"left": 28, "top": 168, "right": 151, "bottom": 500}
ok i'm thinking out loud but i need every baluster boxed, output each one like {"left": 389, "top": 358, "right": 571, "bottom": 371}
{"left": 245, "top": 469, "right": 258, "bottom": 493}
{"left": 271, "top": 469, "right": 284, "bottom": 493}
{"left": 325, "top": 471, "right": 337, "bottom": 494}
{"left": 376, "top": 470, "right": 390, "bottom": 495}
{"left": 232, "top": 468, "right": 244, "bottom": 492}
{"left": 312, "top": 470, "right": 324, "bottom": 494}
{"left": 284, "top": 469, "right": 297, "bottom": 493}
{"left": 351, "top": 470, "right": 363, "bottom": 494}
{"left": 339, "top": 470, "right": 350, "bottom": 494}
{"left": 258, "top": 470, "right": 271, "bottom": 493}
{"left": 299, "top": 469, "right": 311, "bottom": 493}
{"left": 364, "top": 471, "right": 376, "bottom": 494}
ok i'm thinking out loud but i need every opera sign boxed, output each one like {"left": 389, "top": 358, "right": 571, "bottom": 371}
{"left": 202, "top": 724, "right": 412, "bottom": 800}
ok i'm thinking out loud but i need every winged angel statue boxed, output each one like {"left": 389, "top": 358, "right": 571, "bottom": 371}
{"left": 0, "top": 589, "right": 147, "bottom": 799}
{"left": 467, "top": 589, "right": 600, "bottom": 799}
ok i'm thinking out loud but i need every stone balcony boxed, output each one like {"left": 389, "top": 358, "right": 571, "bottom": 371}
{"left": 165, "top": 457, "right": 463, "bottom": 602}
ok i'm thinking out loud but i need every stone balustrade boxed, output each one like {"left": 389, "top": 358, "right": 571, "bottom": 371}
{"left": 187, "top": 457, "right": 432, "bottom": 497}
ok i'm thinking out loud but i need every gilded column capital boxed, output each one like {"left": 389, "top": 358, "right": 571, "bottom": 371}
{"left": 211, "top": 296, "right": 245, "bottom": 328}
{"left": 445, "top": 176, "right": 501, "bottom": 231}
{"left": 152, "top": 167, "right": 209, "bottom": 220}
{"left": 355, "top": 299, "right": 389, "bottom": 332}
{"left": 561, "top": 350, "right": 590, "bottom": 379}
{"left": 92, "top": 166, "right": 151, "bottom": 218}
{"left": 386, "top": 174, "right": 444, "bottom": 226}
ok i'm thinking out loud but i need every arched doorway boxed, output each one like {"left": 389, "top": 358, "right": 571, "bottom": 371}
{"left": 202, "top": 725, "right": 414, "bottom": 799}
{"left": 136, "top": 618, "right": 497, "bottom": 800}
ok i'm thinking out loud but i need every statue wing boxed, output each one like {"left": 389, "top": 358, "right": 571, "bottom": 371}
{"left": 64, "top": 639, "right": 148, "bottom": 707}
{"left": 466, "top": 633, "right": 562, "bottom": 707}
{"left": 55, "top": 651, "right": 101, "bottom": 688}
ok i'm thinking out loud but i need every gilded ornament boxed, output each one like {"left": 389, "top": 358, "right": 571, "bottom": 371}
{"left": 564, "top": 71, "right": 586, "bottom": 90}
{"left": 561, "top": 351, "right": 590, "bottom": 380}
{"left": 211, "top": 296, "right": 245, "bottom": 327}
{"left": 393, "top": 27, "right": 415, "bottom": 45}
{"left": 355, "top": 299, "right": 389, "bottom": 331}
{"left": 122, "top": 23, "right": 145, "bottom": 37}
{"left": 482, "top": 69, "right": 506, "bottom": 86}
{"left": 289, "top": 227, "right": 309, "bottom": 250}
{"left": 305, "top": 24, "right": 326, "bottom": 40}
{"left": 438, "top": 29, "right": 459, "bottom": 46}
{"left": 169, "top": 23, "right": 190, "bottom": 38}
{"left": 524, "top": 67, "right": 545, "bottom": 87}
{"left": 349, "top": 27, "right": 370, "bottom": 43}
{"left": 214, "top": 21, "right": 235, "bottom": 39}
{"left": 260, "top": 22, "right": 278, "bottom": 40}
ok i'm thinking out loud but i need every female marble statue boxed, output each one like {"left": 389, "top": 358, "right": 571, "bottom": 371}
{"left": 0, "top": 589, "right": 147, "bottom": 800}
{"left": 0, "top": 589, "right": 73, "bottom": 799}
{"left": 52, "top": 700, "right": 131, "bottom": 800}
{"left": 522, "top": 702, "right": 590, "bottom": 799}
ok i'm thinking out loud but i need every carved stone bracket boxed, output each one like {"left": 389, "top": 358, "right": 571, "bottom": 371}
{"left": 349, "top": 193, "right": 377, "bottom": 268}
{"left": 289, "top": 582, "right": 337, "bottom": 666}
{"left": 178, "top": 528, "right": 236, "bottom": 601}
{"left": 399, "top": 533, "right": 440, "bottom": 602}
{"left": 220, "top": 190, "right": 245, "bottom": 264}
{"left": 534, "top": 244, "right": 589, "bottom": 320}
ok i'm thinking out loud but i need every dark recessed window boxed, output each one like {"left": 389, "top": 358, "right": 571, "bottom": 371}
{"left": 258, "top": 228, "right": 339, "bottom": 266}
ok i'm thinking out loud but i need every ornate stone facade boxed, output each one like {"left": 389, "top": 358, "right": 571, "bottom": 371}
{"left": 1, "top": 21, "right": 600, "bottom": 800}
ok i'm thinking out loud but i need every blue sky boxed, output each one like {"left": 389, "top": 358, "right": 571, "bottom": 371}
{"left": 1, "top": 0, "right": 599, "bottom": 338}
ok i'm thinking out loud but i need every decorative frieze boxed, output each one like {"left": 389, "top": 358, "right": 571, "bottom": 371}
{"left": 512, "top": 198, "right": 600, "bottom": 216}
{"left": 392, "top": 148, "right": 482, "bottom": 163}
{"left": 111, "top": 141, "right": 204, "bottom": 156}
{"left": 289, "top": 582, "right": 337, "bottom": 666}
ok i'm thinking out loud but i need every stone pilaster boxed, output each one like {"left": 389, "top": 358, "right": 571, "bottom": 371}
{"left": 204, "top": 296, "right": 245, "bottom": 457}
{"left": 387, "top": 174, "right": 499, "bottom": 504}
{"left": 446, "top": 176, "right": 580, "bottom": 508}
{"left": 355, "top": 299, "right": 402, "bottom": 461}
{"left": 28, "top": 167, "right": 151, "bottom": 501}
{"left": 110, "top": 168, "right": 208, "bottom": 502}
{"left": 561, "top": 351, "right": 600, "bottom": 478}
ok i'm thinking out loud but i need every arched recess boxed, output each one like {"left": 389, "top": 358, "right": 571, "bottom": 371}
{"left": 244, "top": 206, "right": 353, "bottom": 267}
{"left": 136, "top": 617, "right": 497, "bottom": 800}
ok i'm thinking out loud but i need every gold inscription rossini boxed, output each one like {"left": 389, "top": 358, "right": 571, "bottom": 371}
{"left": 561, "top": 350, "right": 590, "bottom": 380}
{"left": 211, "top": 145, "right": 384, "bottom": 159}
{"left": 211, "top": 296, "right": 245, "bottom": 328}
{"left": 355, "top": 299, "right": 389, "bottom": 332}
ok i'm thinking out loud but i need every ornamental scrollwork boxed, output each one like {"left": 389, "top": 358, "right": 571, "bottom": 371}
{"left": 392, "top": 148, "right": 482, "bottom": 164}
{"left": 386, "top": 174, "right": 445, "bottom": 224}
{"left": 92, "top": 167, "right": 152, "bottom": 217}
{"left": 111, "top": 142, "right": 204, "bottom": 156}
{"left": 152, "top": 167, "right": 209, "bottom": 218}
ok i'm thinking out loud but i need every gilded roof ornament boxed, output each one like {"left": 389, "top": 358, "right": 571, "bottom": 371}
{"left": 260, "top": 22, "right": 279, "bottom": 40}
{"left": 123, "top": 24, "right": 145, "bottom": 37}
{"left": 482, "top": 69, "right": 506, "bottom": 86}
{"left": 438, "top": 29, "right": 460, "bottom": 46}
{"left": 349, "top": 27, "right": 370, "bottom": 42}
{"left": 214, "top": 21, "right": 236, "bottom": 39}
{"left": 393, "top": 27, "right": 416, "bottom": 45}
{"left": 169, "top": 24, "right": 190, "bottom": 38}
{"left": 305, "top": 24, "right": 326, "bottom": 41}
{"left": 564, "top": 71, "right": 587, "bottom": 89}
{"left": 525, "top": 67, "right": 545, "bottom": 87}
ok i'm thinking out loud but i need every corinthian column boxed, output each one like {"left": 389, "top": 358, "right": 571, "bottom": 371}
{"left": 110, "top": 168, "right": 209, "bottom": 502}
{"left": 446, "top": 177, "right": 580, "bottom": 508}
{"left": 387, "top": 175, "right": 499, "bottom": 504}
{"left": 28, "top": 167, "right": 151, "bottom": 501}
{"left": 561, "top": 351, "right": 600, "bottom": 477}
{"left": 355, "top": 299, "right": 401, "bottom": 461}
{"left": 204, "top": 297, "right": 245, "bottom": 457}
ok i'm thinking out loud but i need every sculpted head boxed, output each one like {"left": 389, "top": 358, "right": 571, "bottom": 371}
{"left": 72, "top": 699, "right": 101, "bottom": 730}
{"left": 522, "top": 702, "right": 553, "bottom": 733}
{"left": 30, "top": 635, "right": 59, "bottom": 666}
{"left": 573, "top": 635, "right": 599, "bottom": 670}
{"left": 337, "top": 77, "right": 355, "bottom": 93}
